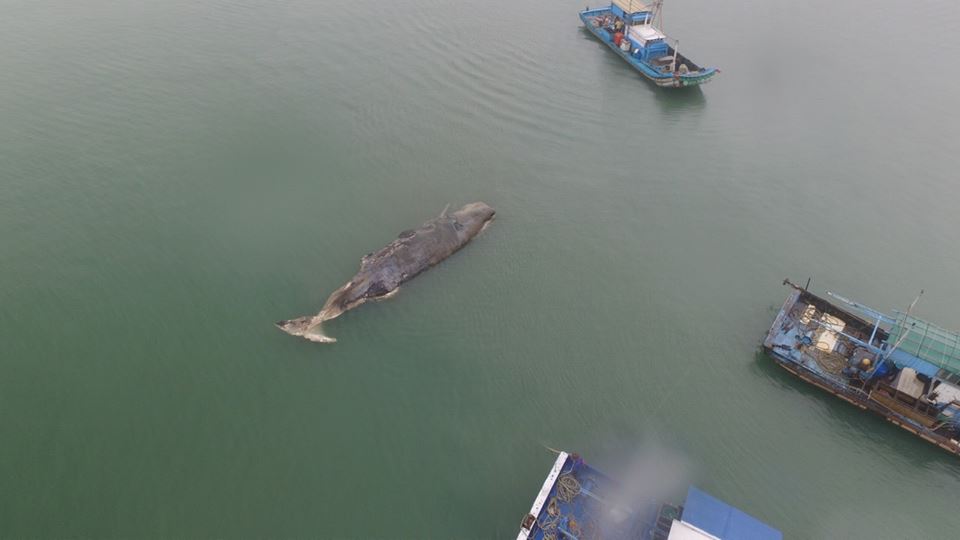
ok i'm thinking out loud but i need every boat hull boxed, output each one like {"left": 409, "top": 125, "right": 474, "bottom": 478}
{"left": 579, "top": 8, "right": 717, "bottom": 88}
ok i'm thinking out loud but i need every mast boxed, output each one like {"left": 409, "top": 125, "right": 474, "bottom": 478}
{"left": 649, "top": 0, "right": 678, "bottom": 71}
{"left": 858, "top": 291, "right": 925, "bottom": 382}
{"left": 650, "top": 0, "right": 663, "bottom": 26}
{"left": 884, "top": 291, "right": 924, "bottom": 359}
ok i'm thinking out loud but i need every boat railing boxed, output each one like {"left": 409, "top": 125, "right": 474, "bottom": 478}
{"left": 581, "top": 7, "right": 611, "bottom": 16}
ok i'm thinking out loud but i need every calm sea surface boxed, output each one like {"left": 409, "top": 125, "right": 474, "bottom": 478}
{"left": 3, "top": 0, "right": 960, "bottom": 537}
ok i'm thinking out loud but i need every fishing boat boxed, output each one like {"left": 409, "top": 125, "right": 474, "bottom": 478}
{"left": 764, "top": 279, "right": 960, "bottom": 456}
{"left": 579, "top": 0, "right": 718, "bottom": 88}
{"left": 517, "top": 451, "right": 782, "bottom": 540}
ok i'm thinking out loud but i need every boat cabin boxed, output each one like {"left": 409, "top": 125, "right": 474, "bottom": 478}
{"left": 628, "top": 24, "right": 670, "bottom": 61}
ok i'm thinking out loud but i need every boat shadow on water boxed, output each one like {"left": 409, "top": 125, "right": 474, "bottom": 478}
{"left": 651, "top": 84, "right": 706, "bottom": 112}
{"left": 749, "top": 349, "right": 960, "bottom": 470}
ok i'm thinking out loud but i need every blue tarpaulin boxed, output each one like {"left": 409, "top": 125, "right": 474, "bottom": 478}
{"left": 887, "top": 348, "right": 940, "bottom": 378}
{"left": 682, "top": 487, "right": 782, "bottom": 540}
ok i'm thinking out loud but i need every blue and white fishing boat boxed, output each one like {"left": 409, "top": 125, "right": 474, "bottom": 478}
{"left": 765, "top": 280, "right": 960, "bottom": 457}
{"left": 580, "top": 0, "right": 718, "bottom": 88}
{"left": 517, "top": 451, "right": 782, "bottom": 540}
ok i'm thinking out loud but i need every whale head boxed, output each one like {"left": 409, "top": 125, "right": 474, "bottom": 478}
{"left": 450, "top": 202, "right": 495, "bottom": 238}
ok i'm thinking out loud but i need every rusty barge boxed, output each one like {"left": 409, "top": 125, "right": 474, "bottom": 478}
{"left": 763, "top": 280, "right": 960, "bottom": 456}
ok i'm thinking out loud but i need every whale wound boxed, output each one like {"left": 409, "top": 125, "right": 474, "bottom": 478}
{"left": 364, "top": 280, "right": 392, "bottom": 298}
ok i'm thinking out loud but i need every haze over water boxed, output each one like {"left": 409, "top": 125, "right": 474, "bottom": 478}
{"left": 3, "top": 0, "right": 960, "bottom": 537}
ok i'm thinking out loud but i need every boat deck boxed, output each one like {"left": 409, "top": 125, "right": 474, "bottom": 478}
{"left": 517, "top": 452, "right": 657, "bottom": 540}
{"left": 518, "top": 452, "right": 782, "bottom": 540}
{"left": 869, "top": 389, "right": 938, "bottom": 428}
{"left": 764, "top": 288, "right": 879, "bottom": 383}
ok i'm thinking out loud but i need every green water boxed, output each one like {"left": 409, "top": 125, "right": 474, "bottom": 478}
{"left": 3, "top": 0, "right": 960, "bottom": 537}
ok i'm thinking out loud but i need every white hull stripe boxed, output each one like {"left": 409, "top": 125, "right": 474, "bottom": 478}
{"left": 516, "top": 452, "right": 569, "bottom": 540}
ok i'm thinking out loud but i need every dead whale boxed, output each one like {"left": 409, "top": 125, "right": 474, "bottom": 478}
{"left": 276, "top": 202, "right": 495, "bottom": 342}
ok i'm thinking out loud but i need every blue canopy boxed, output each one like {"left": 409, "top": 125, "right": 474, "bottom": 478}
{"left": 886, "top": 348, "right": 941, "bottom": 378}
{"left": 682, "top": 487, "right": 782, "bottom": 540}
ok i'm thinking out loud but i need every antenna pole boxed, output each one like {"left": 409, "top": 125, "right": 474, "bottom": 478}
{"left": 868, "top": 316, "right": 882, "bottom": 347}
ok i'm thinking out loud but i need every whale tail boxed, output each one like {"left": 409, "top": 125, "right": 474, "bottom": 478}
{"left": 274, "top": 280, "right": 358, "bottom": 343}
{"left": 275, "top": 315, "right": 337, "bottom": 343}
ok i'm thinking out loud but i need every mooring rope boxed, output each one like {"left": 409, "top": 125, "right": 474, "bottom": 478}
{"left": 531, "top": 469, "right": 583, "bottom": 539}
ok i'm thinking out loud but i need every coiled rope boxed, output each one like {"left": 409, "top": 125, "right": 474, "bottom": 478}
{"left": 556, "top": 473, "right": 581, "bottom": 502}
{"left": 534, "top": 472, "right": 583, "bottom": 539}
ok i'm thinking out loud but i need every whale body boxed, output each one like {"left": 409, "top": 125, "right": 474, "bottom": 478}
{"left": 276, "top": 202, "right": 495, "bottom": 342}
